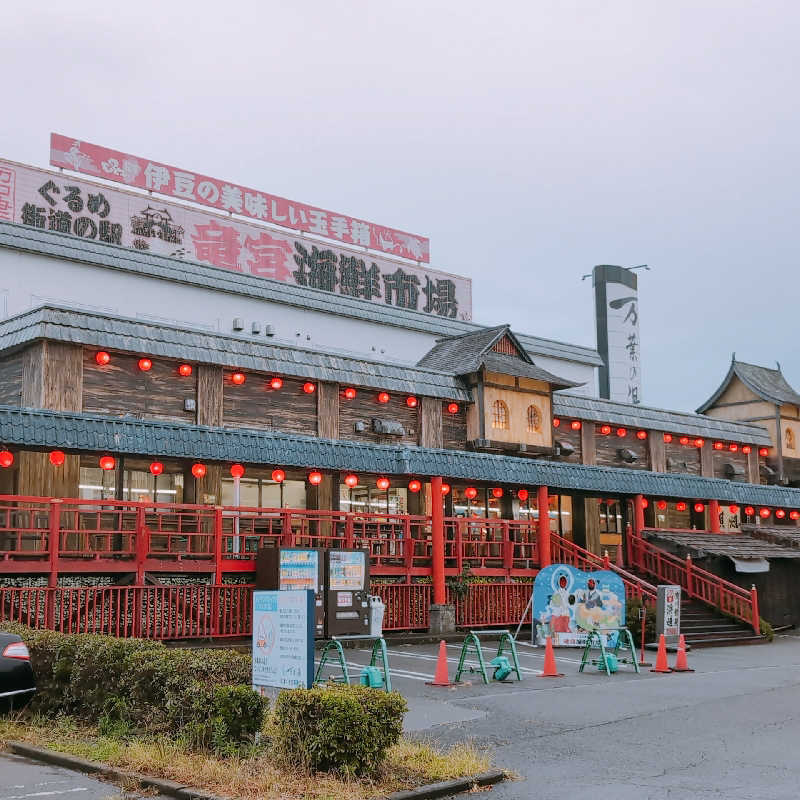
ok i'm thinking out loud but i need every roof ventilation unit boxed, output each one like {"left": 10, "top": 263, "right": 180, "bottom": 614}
{"left": 232, "top": 317, "right": 244, "bottom": 331}
{"left": 265, "top": 324, "right": 275, "bottom": 337}
{"left": 251, "top": 321, "right": 262, "bottom": 335}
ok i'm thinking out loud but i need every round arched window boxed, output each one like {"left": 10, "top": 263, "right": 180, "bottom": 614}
{"left": 491, "top": 399, "right": 509, "bottom": 430}
{"left": 527, "top": 404, "right": 541, "bottom": 432}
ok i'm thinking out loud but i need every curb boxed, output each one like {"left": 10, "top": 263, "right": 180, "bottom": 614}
{"left": 5, "top": 742, "right": 229, "bottom": 800}
{"left": 380, "top": 769, "right": 507, "bottom": 800}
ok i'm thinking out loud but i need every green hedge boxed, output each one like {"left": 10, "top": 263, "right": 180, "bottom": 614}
{"left": 273, "top": 684, "right": 407, "bottom": 776}
{"left": 3, "top": 624, "right": 267, "bottom": 752}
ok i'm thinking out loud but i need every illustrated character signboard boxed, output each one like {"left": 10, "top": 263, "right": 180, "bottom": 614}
{"left": 533, "top": 564, "right": 626, "bottom": 647}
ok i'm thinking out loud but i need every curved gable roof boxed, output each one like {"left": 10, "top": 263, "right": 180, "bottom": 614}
{"left": 697, "top": 359, "right": 800, "bottom": 412}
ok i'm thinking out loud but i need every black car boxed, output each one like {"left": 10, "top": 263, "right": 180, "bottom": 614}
{"left": 0, "top": 631, "right": 35, "bottom": 713}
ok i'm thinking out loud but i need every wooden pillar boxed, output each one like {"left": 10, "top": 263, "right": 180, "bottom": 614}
{"left": 746, "top": 449, "right": 760, "bottom": 485}
{"left": 699, "top": 441, "right": 714, "bottom": 478}
{"left": 537, "top": 485, "right": 551, "bottom": 567}
{"left": 634, "top": 494, "right": 645, "bottom": 536}
{"left": 709, "top": 499, "right": 721, "bottom": 533}
{"left": 317, "top": 382, "right": 339, "bottom": 439}
{"left": 197, "top": 365, "right": 223, "bottom": 426}
{"left": 419, "top": 397, "right": 443, "bottom": 448}
{"left": 648, "top": 431, "right": 666, "bottom": 473}
{"left": 583, "top": 497, "right": 602, "bottom": 555}
{"left": 430, "top": 476, "right": 446, "bottom": 605}
{"left": 580, "top": 423, "right": 596, "bottom": 466}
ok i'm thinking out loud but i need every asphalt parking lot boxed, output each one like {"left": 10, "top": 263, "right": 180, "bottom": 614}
{"left": 330, "top": 634, "right": 800, "bottom": 799}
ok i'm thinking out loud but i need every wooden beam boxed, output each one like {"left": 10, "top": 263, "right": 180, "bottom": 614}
{"left": 317, "top": 382, "right": 339, "bottom": 439}
{"left": 419, "top": 396, "right": 443, "bottom": 448}
{"left": 197, "top": 365, "right": 223, "bottom": 426}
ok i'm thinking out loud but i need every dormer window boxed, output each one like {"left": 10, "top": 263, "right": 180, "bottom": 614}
{"left": 492, "top": 399, "right": 509, "bottom": 430}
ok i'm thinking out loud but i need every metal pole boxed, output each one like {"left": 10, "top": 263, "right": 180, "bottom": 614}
{"left": 233, "top": 475, "right": 241, "bottom": 555}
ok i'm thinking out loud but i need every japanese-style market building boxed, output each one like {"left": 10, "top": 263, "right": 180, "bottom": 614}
{"left": 2, "top": 141, "right": 800, "bottom": 642}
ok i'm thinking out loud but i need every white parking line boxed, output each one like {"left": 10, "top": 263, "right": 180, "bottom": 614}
{"left": 4, "top": 789, "right": 89, "bottom": 800}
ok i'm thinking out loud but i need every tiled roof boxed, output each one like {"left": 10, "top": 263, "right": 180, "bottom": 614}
{"left": 743, "top": 525, "right": 800, "bottom": 551}
{"left": 3, "top": 405, "right": 800, "bottom": 506}
{"left": 0, "top": 305, "right": 472, "bottom": 401}
{"left": 696, "top": 359, "right": 800, "bottom": 412}
{"left": 554, "top": 393, "right": 772, "bottom": 446}
{"left": 0, "top": 221, "right": 604, "bottom": 367}
{"left": 645, "top": 530, "right": 800, "bottom": 560}
{"left": 417, "top": 325, "right": 579, "bottom": 389}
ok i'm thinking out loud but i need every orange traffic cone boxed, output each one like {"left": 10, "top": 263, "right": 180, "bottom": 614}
{"left": 427, "top": 640, "right": 452, "bottom": 686}
{"left": 650, "top": 634, "right": 672, "bottom": 673}
{"left": 672, "top": 635, "right": 694, "bottom": 672}
{"left": 538, "top": 636, "right": 564, "bottom": 677}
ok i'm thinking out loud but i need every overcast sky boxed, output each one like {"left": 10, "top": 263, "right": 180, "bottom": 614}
{"left": 3, "top": 2, "right": 798, "bottom": 411}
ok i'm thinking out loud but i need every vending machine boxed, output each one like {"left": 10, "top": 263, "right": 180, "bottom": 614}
{"left": 324, "top": 548, "right": 371, "bottom": 637}
{"left": 256, "top": 547, "right": 326, "bottom": 638}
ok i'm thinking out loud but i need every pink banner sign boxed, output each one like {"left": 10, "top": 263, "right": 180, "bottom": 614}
{"left": 49, "top": 134, "right": 430, "bottom": 263}
{"left": 2, "top": 158, "right": 471, "bottom": 320}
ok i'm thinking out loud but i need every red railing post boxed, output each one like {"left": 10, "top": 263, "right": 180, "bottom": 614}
{"left": 709, "top": 499, "right": 720, "bottom": 533}
{"left": 537, "top": 485, "right": 551, "bottom": 567}
{"left": 344, "top": 514, "right": 355, "bottom": 549}
{"left": 685, "top": 555, "right": 694, "bottom": 599}
{"left": 634, "top": 494, "right": 645, "bottom": 537}
{"left": 431, "top": 477, "right": 446, "bottom": 606}
{"left": 625, "top": 522, "right": 634, "bottom": 566}
{"left": 47, "top": 499, "right": 62, "bottom": 589}
{"left": 281, "top": 510, "right": 294, "bottom": 546}
{"left": 502, "top": 521, "right": 513, "bottom": 576}
{"left": 134, "top": 506, "right": 147, "bottom": 586}
{"left": 750, "top": 585, "right": 760, "bottom": 635}
{"left": 455, "top": 520, "right": 464, "bottom": 575}
{"left": 602, "top": 551, "right": 610, "bottom": 570}
{"left": 214, "top": 506, "right": 223, "bottom": 585}
{"left": 402, "top": 516, "right": 412, "bottom": 580}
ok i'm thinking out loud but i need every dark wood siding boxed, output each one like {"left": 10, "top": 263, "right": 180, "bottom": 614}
{"left": 223, "top": 373, "right": 317, "bottom": 435}
{"left": 83, "top": 350, "right": 195, "bottom": 423}
{"left": 419, "top": 397, "right": 443, "bottom": 449}
{"left": 442, "top": 402, "right": 467, "bottom": 450}
{"left": 339, "top": 389, "right": 418, "bottom": 446}
{"left": 595, "top": 431, "right": 649, "bottom": 470}
{"left": 554, "top": 424, "right": 581, "bottom": 463}
{"left": 713, "top": 448, "right": 749, "bottom": 482}
{"left": 665, "top": 440, "right": 702, "bottom": 475}
{"left": 0, "top": 350, "right": 24, "bottom": 406}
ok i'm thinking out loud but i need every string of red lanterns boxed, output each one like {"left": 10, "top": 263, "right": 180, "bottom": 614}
{"left": 0, "top": 450, "right": 13, "bottom": 468}
{"left": 447, "top": 402, "right": 459, "bottom": 414}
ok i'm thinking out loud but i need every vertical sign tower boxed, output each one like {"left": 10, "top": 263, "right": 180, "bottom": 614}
{"left": 593, "top": 265, "right": 643, "bottom": 404}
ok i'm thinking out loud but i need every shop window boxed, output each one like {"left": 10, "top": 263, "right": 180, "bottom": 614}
{"left": 599, "top": 500, "right": 622, "bottom": 534}
{"left": 221, "top": 477, "right": 306, "bottom": 509}
{"left": 491, "top": 399, "right": 509, "bottom": 430}
{"left": 786, "top": 427, "right": 796, "bottom": 451}
{"left": 339, "top": 483, "right": 407, "bottom": 515}
{"left": 79, "top": 467, "right": 117, "bottom": 501}
{"left": 526, "top": 404, "right": 541, "bottom": 433}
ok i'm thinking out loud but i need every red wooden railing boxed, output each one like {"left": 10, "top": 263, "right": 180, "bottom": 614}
{"left": 631, "top": 529, "right": 760, "bottom": 634}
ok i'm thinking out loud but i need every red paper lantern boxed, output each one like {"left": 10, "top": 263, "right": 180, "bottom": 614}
{"left": 759, "top": 447, "right": 769, "bottom": 457}
{"left": 729, "top": 505, "right": 740, "bottom": 514}
{"left": 676, "top": 501, "right": 687, "bottom": 512}
{"left": 744, "top": 506, "right": 755, "bottom": 517}
{"left": 552, "top": 418, "right": 561, "bottom": 428}
{"left": 406, "top": 396, "right": 418, "bottom": 408}
{"left": 308, "top": 471, "right": 323, "bottom": 485}
{"left": 271, "top": 469, "right": 285, "bottom": 483}
{"left": 713, "top": 441, "right": 724, "bottom": 450}
{"left": 49, "top": 450, "right": 65, "bottom": 466}
{"left": 99, "top": 455, "right": 115, "bottom": 471}
{"left": 465, "top": 487, "right": 478, "bottom": 500}
{"left": 178, "top": 364, "right": 193, "bottom": 377}
{"left": 657, "top": 500, "right": 668, "bottom": 510}
{"left": 441, "top": 483, "right": 451, "bottom": 495}
{"left": 641, "top": 498, "right": 649, "bottom": 508}
{"left": 408, "top": 479, "right": 422, "bottom": 493}
{"left": 344, "top": 473, "right": 358, "bottom": 488}
{"left": 191, "top": 463, "right": 206, "bottom": 479}
{"left": 790, "top": 510, "right": 800, "bottom": 520}
{"left": 270, "top": 377, "right": 283, "bottom": 390}
{"left": 492, "top": 487, "right": 503, "bottom": 499}
{"left": 344, "top": 387, "right": 357, "bottom": 400}
{"left": 138, "top": 358, "right": 152, "bottom": 372}
{"left": 679, "top": 436, "right": 690, "bottom": 446}
{"left": 729, "top": 443, "right": 738, "bottom": 452}
{"left": 149, "top": 461, "right": 164, "bottom": 475}
{"left": 231, "top": 372, "right": 246, "bottom": 385}
{"left": 94, "top": 351, "right": 111, "bottom": 366}
{"left": 742, "top": 445, "right": 752, "bottom": 454}
{"left": 759, "top": 507, "right": 771, "bottom": 519}
{"left": 376, "top": 476, "right": 390, "bottom": 490}
{"left": 230, "top": 463, "right": 245, "bottom": 479}
{"left": 636, "top": 430, "right": 647, "bottom": 440}
{"left": 776, "top": 509, "right": 786, "bottom": 519}
{"left": 447, "top": 402, "right": 459, "bottom": 414}
{"left": 377, "top": 392, "right": 390, "bottom": 404}
{"left": 0, "top": 450, "right": 13, "bottom": 468}
{"left": 694, "top": 502, "right": 705, "bottom": 513}
{"left": 600, "top": 424, "right": 612, "bottom": 435}
{"left": 303, "top": 382, "right": 316, "bottom": 394}
{"left": 663, "top": 433, "right": 673, "bottom": 443}
{"left": 616, "top": 427, "right": 627, "bottom": 438}
{"left": 570, "top": 420, "right": 582, "bottom": 431}
{"left": 517, "top": 488, "right": 529, "bottom": 502}
{"left": 694, "top": 438, "right": 705, "bottom": 448}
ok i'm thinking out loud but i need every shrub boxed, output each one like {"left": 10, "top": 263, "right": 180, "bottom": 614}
{"left": 3, "top": 624, "right": 267, "bottom": 753}
{"left": 272, "top": 684, "right": 407, "bottom": 776}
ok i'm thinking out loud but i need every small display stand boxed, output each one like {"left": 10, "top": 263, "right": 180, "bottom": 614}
{"left": 578, "top": 627, "right": 640, "bottom": 676}
{"left": 314, "top": 635, "right": 392, "bottom": 692}
{"left": 455, "top": 629, "right": 522, "bottom": 684}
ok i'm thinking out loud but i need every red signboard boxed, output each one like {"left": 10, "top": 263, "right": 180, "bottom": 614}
{"left": 50, "top": 133, "right": 430, "bottom": 263}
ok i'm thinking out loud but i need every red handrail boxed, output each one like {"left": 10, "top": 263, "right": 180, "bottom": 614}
{"left": 634, "top": 529, "right": 759, "bottom": 634}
